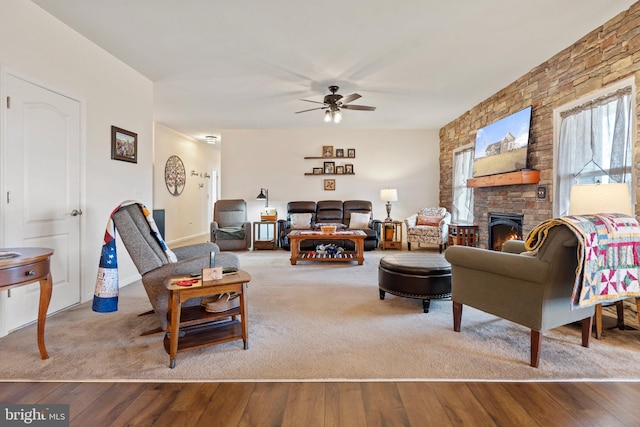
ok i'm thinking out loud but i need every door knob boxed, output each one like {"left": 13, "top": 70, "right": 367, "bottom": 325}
{"left": 70, "top": 209, "right": 83, "bottom": 216}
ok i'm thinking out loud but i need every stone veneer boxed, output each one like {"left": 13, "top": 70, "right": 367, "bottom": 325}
{"left": 439, "top": 2, "right": 640, "bottom": 249}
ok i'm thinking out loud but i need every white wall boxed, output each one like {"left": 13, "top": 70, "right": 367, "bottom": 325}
{"left": 0, "top": 0, "right": 154, "bottom": 301}
{"left": 153, "top": 123, "right": 220, "bottom": 244}
{"left": 220, "top": 129, "right": 440, "bottom": 227}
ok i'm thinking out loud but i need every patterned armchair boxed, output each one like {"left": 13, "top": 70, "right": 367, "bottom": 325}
{"left": 404, "top": 207, "right": 451, "bottom": 253}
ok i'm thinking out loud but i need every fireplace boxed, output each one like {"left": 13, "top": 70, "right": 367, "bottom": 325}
{"left": 488, "top": 212, "right": 523, "bottom": 251}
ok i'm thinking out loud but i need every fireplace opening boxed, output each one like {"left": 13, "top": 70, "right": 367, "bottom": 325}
{"left": 488, "top": 212, "right": 523, "bottom": 251}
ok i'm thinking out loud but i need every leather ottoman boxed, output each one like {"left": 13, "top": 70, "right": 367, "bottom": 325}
{"left": 378, "top": 253, "right": 451, "bottom": 313}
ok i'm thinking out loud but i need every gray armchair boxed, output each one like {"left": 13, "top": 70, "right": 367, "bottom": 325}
{"left": 210, "top": 199, "right": 251, "bottom": 251}
{"left": 444, "top": 224, "right": 594, "bottom": 367}
{"left": 112, "top": 204, "right": 240, "bottom": 331}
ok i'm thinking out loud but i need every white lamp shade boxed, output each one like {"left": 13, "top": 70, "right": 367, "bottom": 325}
{"left": 568, "top": 183, "right": 632, "bottom": 215}
{"left": 380, "top": 189, "right": 398, "bottom": 202}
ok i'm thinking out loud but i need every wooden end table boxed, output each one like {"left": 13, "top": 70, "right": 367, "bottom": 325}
{"left": 380, "top": 221, "right": 403, "bottom": 250}
{"left": 0, "top": 247, "right": 54, "bottom": 359}
{"left": 253, "top": 221, "right": 277, "bottom": 250}
{"left": 448, "top": 224, "right": 479, "bottom": 247}
{"left": 164, "top": 270, "right": 251, "bottom": 368}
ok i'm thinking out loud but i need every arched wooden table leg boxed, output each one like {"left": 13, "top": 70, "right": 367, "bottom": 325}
{"left": 37, "top": 273, "right": 53, "bottom": 359}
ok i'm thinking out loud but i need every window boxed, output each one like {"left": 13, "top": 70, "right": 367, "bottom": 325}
{"left": 452, "top": 144, "right": 475, "bottom": 223}
{"left": 554, "top": 81, "right": 634, "bottom": 217}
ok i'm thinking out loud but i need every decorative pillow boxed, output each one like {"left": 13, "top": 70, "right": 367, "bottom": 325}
{"left": 290, "top": 213, "right": 312, "bottom": 229}
{"left": 349, "top": 212, "right": 371, "bottom": 229}
{"left": 417, "top": 215, "right": 443, "bottom": 226}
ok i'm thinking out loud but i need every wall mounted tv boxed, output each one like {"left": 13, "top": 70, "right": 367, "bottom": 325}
{"left": 472, "top": 106, "right": 532, "bottom": 177}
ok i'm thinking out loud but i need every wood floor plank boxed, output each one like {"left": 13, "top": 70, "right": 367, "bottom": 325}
{"left": 325, "top": 382, "right": 367, "bottom": 427}
{"left": 194, "top": 382, "right": 254, "bottom": 427}
{"left": 466, "top": 382, "right": 539, "bottom": 426}
{"left": 501, "top": 382, "right": 582, "bottom": 427}
{"left": 2, "top": 382, "right": 65, "bottom": 404}
{"left": 71, "top": 382, "right": 149, "bottom": 427}
{"left": 110, "top": 386, "right": 179, "bottom": 426}
{"left": 536, "top": 382, "right": 628, "bottom": 427}
{"left": 238, "top": 382, "right": 290, "bottom": 426}
{"left": 432, "top": 382, "right": 496, "bottom": 425}
{"left": 579, "top": 382, "right": 640, "bottom": 425}
{"left": 280, "top": 382, "right": 325, "bottom": 427}
{"left": 33, "top": 382, "right": 114, "bottom": 421}
{"left": 396, "top": 382, "right": 453, "bottom": 426}
{"left": 361, "top": 382, "right": 411, "bottom": 426}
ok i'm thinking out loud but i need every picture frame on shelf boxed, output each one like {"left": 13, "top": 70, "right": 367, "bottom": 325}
{"left": 335, "top": 148, "right": 344, "bottom": 157}
{"left": 324, "top": 179, "right": 336, "bottom": 191}
{"left": 322, "top": 146, "right": 334, "bottom": 157}
{"left": 324, "top": 161, "right": 335, "bottom": 174}
{"left": 336, "top": 165, "right": 344, "bottom": 174}
{"left": 111, "top": 126, "right": 138, "bottom": 163}
{"left": 347, "top": 148, "right": 356, "bottom": 158}
{"left": 313, "top": 167, "right": 323, "bottom": 175}
{"left": 345, "top": 163, "right": 354, "bottom": 174}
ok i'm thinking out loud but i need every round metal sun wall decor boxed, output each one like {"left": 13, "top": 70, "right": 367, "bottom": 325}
{"left": 165, "top": 155, "right": 186, "bottom": 196}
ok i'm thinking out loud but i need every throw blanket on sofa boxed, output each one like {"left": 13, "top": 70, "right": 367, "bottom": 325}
{"left": 92, "top": 201, "right": 177, "bottom": 313}
{"left": 525, "top": 214, "right": 640, "bottom": 308}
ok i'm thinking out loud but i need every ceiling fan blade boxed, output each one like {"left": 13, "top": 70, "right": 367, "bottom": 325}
{"left": 340, "top": 93, "right": 361, "bottom": 105}
{"left": 295, "top": 106, "right": 328, "bottom": 114}
{"left": 341, "top": 105, "right": 376, "bottom": 111}
{"left": 299, "top": 99, "right": 327, "bottom": 105}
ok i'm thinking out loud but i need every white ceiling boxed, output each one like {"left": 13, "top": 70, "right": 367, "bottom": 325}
{"left": 31, "top": 0, "right": 636, "bottom": 141}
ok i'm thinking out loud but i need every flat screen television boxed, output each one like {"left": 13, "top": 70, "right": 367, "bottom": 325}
{"left": 473, "top": 106, "right": 532, "bottom": 177}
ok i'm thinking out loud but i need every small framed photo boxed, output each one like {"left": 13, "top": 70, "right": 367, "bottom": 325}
{"left": 335, "top": 148, "right": 344, "bottom": 157}
{"left": 322, "top": 145, "right": 334, "bottom": 157}
{"left": 347, "top": 148, "right": 356, "bottom": 158}
{"left": 324, "top": 161, "right": 335, "bottom": 174}
{"left": 324, "top": 179, "right": 335, "bottom": 191}
{"left": 313, "top": 167, "right": 324, "bottom": 175}
{"left": 111, "top": 126, "right": 137, "bottom": 163}
{"left": 345, "top": 164, "right": 354, "bottom": 174}
{"left": 336, "top": 166, "right": 345, "bottom": 174}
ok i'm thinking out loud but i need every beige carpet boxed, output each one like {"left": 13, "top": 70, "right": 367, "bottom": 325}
{"left": 1, "top": 250, "right": 640, "bottom": 381}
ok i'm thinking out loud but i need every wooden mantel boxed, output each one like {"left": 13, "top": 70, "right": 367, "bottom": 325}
{"left": 467, "top": 170, "right": 540, "bottom": 188}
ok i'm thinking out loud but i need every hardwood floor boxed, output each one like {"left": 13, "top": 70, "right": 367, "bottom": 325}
{"left": 1, "top": 381, "right": 639, "bottom": 426}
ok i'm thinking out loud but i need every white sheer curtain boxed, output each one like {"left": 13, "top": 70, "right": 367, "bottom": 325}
{"left": 555, "top": 87, "right": 632, "bottom": 217}
{"left": 452, "top": 146, "right": 474, "bottom": 223}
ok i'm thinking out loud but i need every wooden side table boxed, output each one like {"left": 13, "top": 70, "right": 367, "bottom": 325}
{"left": 253, "top": 221, "right": 277, "bottom": 250}
{"left": 448, "top": 224, "right": 479, "bottom": 247}
{"left": 380, "top": 221, "right": 403, "bottom": 250}
{"left": 164, "top": 270, "right": 251, "bottom": 368}
{"left": 0, "top": 247, "right": 54, "bottom": 359}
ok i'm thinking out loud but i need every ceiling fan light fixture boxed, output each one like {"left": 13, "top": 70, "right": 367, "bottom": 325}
{"left": 333, "top": 109, "right": 342, "bottom": 123}
{"left": 324, "top": 110, "right": 332, "bottom": 123}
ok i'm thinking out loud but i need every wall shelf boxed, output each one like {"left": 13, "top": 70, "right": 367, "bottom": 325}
{"left": 466, "top": 170, "right": 540, "bottom": 188}
{"left": 304, "top": 173, "right": 355, "bottom": 176}
{"left": 304, "top": 156, "right": 355, "bottom": 160}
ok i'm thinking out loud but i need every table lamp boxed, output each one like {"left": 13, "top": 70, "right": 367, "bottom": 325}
{"left": 380, "top": 188, "right": 398, "bottom": 221}
{"left": 568, "top": 183, "right": 632, "bottom": 215}
{"left": 256, "top": 188, "right": 277, "bottom": 220}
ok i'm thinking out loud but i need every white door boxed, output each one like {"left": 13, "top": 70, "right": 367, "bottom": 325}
{"left": 2, "top": 73, "right": 81, "bottom": 332}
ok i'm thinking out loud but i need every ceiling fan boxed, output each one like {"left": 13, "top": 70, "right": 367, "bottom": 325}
{"left": 295, "top": 86, "right": 376, "bottom": 123}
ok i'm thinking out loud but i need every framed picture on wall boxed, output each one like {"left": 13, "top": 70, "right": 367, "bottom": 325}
{"left": 345, "top": 163, "right": 354, "bottom": 174}
{"left": 313, "top": 167, "right": 323, "bottom": 174}
{"left": 335, "top": 148, "right": 344, "bottom": 157}
{"left": 336, "top": 166, "right": 344, "bottom": 174}
{"left": 111, "top": 126, "right": 138, "bottom": 163}
{"left": 324, "top": 179, "right": 335, "bottom": 191}
{"left": 322, "top": 146, "right": 334, "bottom": 157}
{"left": 347, "top": 148, "right": 356, "bottom": 158}
{"left": 324, "top": 161, "right": 335, "bottom": 174}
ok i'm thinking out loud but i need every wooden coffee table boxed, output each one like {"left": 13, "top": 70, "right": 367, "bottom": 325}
{"left": 288, "top": 230, "right": 366, "bottom": 265}
{"left": 164, "top": 270, "right": 251, "bottom": 368}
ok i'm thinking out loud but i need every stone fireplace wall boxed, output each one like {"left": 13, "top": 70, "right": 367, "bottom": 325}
{"left": 439, "top": 3, "right": 640, "bottom": 249}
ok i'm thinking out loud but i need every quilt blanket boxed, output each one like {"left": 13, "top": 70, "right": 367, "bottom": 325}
{"left": 525, "top": 214, "right": 640, "bottom": 308}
